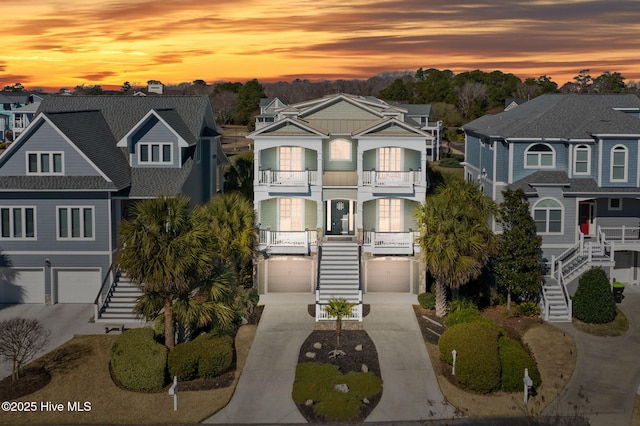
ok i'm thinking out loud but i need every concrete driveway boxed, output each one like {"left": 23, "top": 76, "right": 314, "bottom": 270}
{"left": 543, "top": 287, "right": 640, "bottom": 426}
{"left": 0, "top": 303, "right": 107, "bottom": 380}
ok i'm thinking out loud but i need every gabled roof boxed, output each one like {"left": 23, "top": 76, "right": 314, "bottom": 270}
{"left": 37, "top": 95, "right": 219, "bottom": 142}
{"left": 248, "top": 117, "right": 326, "bottom": 138}
{"left": 464, "top": 94, "right": 640, "bottom": 140}
{"left": 354, "top": 118, "right": 433, "bottom": 138}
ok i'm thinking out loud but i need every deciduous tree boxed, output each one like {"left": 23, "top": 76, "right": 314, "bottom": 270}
{"left": 0, "top": 318, "right": 50, "bottom": 381}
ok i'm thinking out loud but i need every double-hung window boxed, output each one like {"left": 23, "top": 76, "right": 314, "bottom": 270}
{"left": 26, "top": 152, "right": 63, "bottom": 174}
{"left": 58, "top": 207, "right": 94, "bottom": 239}
{"left": 0, "top": 207, "right": 36, "bottom": 239}
{"left": 139, "top": 143, "right": 172, "bottom": 164}
{"left": 279, "top": 198, "right": 303, "bottom": 231}
{"left": 610, "top": 145, "right": 628, "bottom": 182}
{"left": 573, "top": 145, "right": 590, "bottom": 175}
{"left": 378, "top": 147, "right": 401, "bottom": 180}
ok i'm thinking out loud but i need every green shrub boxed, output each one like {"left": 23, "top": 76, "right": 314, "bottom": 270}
{"left": 448, "top": 297, "right": 477, "bottom": 313}
{"left": 572, "top": 267, "right": 617, "bottom": 324}
{"left": 515, "top": 301, "right": 541, "bottom": 317}
{"left": 292, "top": 362, "right": 382, "bottom": 422}
{"left": 111, "top": 328, "right": 167, "bottom": 391}
{"left": 195, "top": 334, "right": 234, "bottom": 379}
{"left": 168, "top": 343, "right": 198, "bottom": 381}
{"left": 417, "top": 292, "right": 436, "bottom": 310}
{"left": 499, "top": 336, "right": 541, "bottom": 392}
{"left": 439, "top": 322, "right": 501, "bottom": 393}
{"left": 439, "top": 157, "right": 462, "bottom": 168}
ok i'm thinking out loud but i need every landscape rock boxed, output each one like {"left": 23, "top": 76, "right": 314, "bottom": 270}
{"left": 305, "top": 399, "right": 314, "bottom": 406}
{"left": 313, "top": 342, "right": 322, "bottom": 349}
{"left": 355, "top": 344, "right": 363, "bottom": 351}
{"left": 334, "top": 383, "right": 349, "bottom": 393}
{"left": 305, "top": 352, "right": 316, "bottom": 359}
{"left": 363, "top": 397, "right": 370, "bottom": 404}
{"left": 361, "top": 364, "right": 368, "bottom": 373}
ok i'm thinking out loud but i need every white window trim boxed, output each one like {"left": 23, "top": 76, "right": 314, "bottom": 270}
{"left": 329, "top": 139, "right": 352, "bottom": 161}
{"left": 573, "top": 145, "right": 591, "bottom": 175}
{"left": 138, "top": 143, "right": 173, "bottom": 164}
{"left": 0, "top": 206, "right": 37, "bottom": 240}
{"left": 377, "top": 147, "right": 403, "bottom": 172}
{"left": 56, "top": 206, "right": 96, "bottom": 240}
{"left": 25, "top": 151, "right": 64, "bottom": 175}
{"left": 532, "top": 198, "right": 563, "bottom": 235}
{"left": 608, "top": 198, "right": 623, "bottom": 211}
{"left": 610, "top": 144, "right": 628, "bottom": 182}
{"left": 524, "top": 143, "right": 556, "bottom": 169}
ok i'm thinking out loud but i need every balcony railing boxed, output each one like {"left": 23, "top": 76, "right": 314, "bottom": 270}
{"left": 599, "top": 226, "right": 640, "bottom": 243}
{"left": 258, "top": 229, "right": 317, "bottom": 254}
{"left": 363, "top": 231, "right": 419, "bottom": 255}
{"left": 259, "top": 170, "right": 318, "bottom": 186}
{"left": 362, "top": 170, "right": 422, "bottom": 187}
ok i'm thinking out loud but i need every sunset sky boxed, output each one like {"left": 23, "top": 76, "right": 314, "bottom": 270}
{"left": 2, "top": 0, "right": 639, "bottom": 91}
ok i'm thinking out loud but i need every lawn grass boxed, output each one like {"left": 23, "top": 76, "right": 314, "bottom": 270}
{"left": 0, "top": 325, "right": 256, "bottom": 425}
{"left": 572, "top": 308, "right": 629, "bottom": 337}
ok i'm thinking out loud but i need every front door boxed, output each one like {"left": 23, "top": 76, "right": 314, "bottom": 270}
{"left": 326, "top": 200, "right": 350, "bottom": 235}
{"left": 578, "top": 201, "right": 595, "bottom": 236}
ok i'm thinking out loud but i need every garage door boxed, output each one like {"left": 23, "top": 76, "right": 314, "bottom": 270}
{"left": 0, "top": 268, "right": 45, "bottom": 304}
{"left": 55, "top": 269, "right": 102, "bottom": 303}
{"left": 266, "top": 258, "right": 314, "bottom": 292}
{"left": 366, "top": 258, "right": 411, "bottom": 292}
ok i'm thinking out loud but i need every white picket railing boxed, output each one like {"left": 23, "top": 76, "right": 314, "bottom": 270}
{"left": 259, "top": 229, "right": 317, "bottom": 248}
{"left": 259, "top": 170, "right": 318, "bottom": 186}
{"left": 362, "top": 170, "right": 422, "bottom": 186}
{"left": 315, "top": 303, "right": 363, "bottom": 321}
{"left": 599, "top": 226, "right": 640, "bottom": 243}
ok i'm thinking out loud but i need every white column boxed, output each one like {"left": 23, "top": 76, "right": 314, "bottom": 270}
{"left": 357, "top": 141, "right": 364, "bottom": 186}
{"left": 254, "top": 149, "right": 261, "bottom": 186}
{"left": 421, "top": 146, "right": 428, "bottom": 186}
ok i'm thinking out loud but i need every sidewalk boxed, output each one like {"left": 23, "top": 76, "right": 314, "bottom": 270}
{"left": 542, "top": 288, "right": 640, "bottom": 426}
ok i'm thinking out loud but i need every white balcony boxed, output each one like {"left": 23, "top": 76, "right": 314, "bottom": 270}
{"left": 258, "top": 170, "right": 318, "bottom": 193}
{"left": 259, "top": 229, "right": 317, "bottom": 254}
{"left": 362, "top": 170, "right": 422, "bottom": 194}
{"left": 363, "top": 231, "right": 419, "bottom": 255}
{"left": 600, "top": 226, "right": 640, "bottom": 248}
{"left": 315, "top": 303, "right": 363, "bottom": 322}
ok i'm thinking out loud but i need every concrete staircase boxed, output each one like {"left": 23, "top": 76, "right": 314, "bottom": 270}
{"left": 316, "top": 241, "right": 361, "bottom": 305}
{"left": 96, "top": 272, "right": 143, "bottom": 322}
{"left": 541, "top": 277, "right": 571, "bottom": 322}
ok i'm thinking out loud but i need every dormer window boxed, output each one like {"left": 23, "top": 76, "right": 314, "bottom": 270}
{"left": 139, "top": 143, "right": 172, "bottom": 164}
{"left": 26, "top": 152, "right": 63, "bottom": 175}
{"left": 525, "top": 144, "right": 555, "bottom": 168}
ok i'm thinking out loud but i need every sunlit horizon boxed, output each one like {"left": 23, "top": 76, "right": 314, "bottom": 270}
{"left": 3, "top": 0, "right": 639, "bottom": 92}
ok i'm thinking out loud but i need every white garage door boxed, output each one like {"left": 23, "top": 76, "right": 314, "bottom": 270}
{"left": 366, "top": 258, "right": 411, "bottom": 292}
{"left": 266, "top": 259, "right": 314, "bottom": 293}
{"left": 55, "top": 269, "right": 101, "bottom": 303}
{"left": 0, "top": 268, "right": 45, "bottom": 304}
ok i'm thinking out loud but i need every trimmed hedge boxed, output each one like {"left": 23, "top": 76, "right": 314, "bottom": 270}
{"left": 439, "top": 322, "right": 501, "bottom": 393}
{"left": 444, "top": 307, "right": 497, "bottom": 328}
{"left": 417, "top": 292, "right": 436, "bottom": 310}
{"left": 111, "top": 328, "right": 167, "bottom": 391}
{"left": 168, "top": 334, "right": 233, "bottom": 381}
{"left": 439, "top": 157, "right": 463, "bottom": 168}
{"left": 572, "top": 267, "right": 617, "bottom": 324}
{"left": 498, "top": 336, "right": 541, "bottom": 392}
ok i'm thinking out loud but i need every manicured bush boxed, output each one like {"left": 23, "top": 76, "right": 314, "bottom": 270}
{"left": 195, "top": 334, "right": 234, "bottom": 379}
{"left": 447, "top": 297, "right": 477, "bottom": 313}
{"left": 572, "top": 267, "right": 617, "bottom": 324}
{"left": 111, "top": 328, "right": 167, "bottom": 391}
{"left": 417, "top": 292, "right": 436, "bottom": 310}
{"left": 439, "top": 322, "right": 501, "bottom": 393}
{"left": 292, "top": 362, "right": 382, "bottom": 422}
{"left": 168, "top": 342, "right": 199, "bottom": 381}
{"left": 499, "top": 336, "right": 541, "bottom": 392}
{"left": 444, "top": 307, "right": 498, "bottom": 328}
{"left": 515, "top": 301, "right": 541, "bottom": 317}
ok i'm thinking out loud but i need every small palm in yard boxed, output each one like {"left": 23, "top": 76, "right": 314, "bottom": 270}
{"left": 325, "top": 298, "right": 356, "bottom": 358}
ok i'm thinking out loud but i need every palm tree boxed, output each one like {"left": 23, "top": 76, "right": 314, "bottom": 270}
{"left": 325, "top": 298, "right": 356, "bottom": 357}
{"left": 118, "top": 195, "right": 212, "bottom": 349}
{"left": 198, "top": 192, "right": 255, "bottom": 287}
{"left": 415, "top": 178, "right": 498, "bottom": 317}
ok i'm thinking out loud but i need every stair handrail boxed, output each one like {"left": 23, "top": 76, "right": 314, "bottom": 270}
{"left": 555, "top": 260, "right": 572, "bottom": 321}
{"left": 540, "top": 286, "right": 550, "bottom": 321}
{"left": 94, "top": 262, "right": 118, "bottom": 320}
{"left": 315, "top": 245, "right": 322, "bottom": 305}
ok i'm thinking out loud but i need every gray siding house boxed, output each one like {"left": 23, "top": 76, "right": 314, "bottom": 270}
{"left": 0, "top": 96, "right": 227, "bottom": 308}
{"left": 463, "top": 94, "right": 640, "bottom": 321}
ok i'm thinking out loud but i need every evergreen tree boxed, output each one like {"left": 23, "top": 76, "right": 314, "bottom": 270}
{"left": 495, "top": 188, "right": 544, "bottom": 311}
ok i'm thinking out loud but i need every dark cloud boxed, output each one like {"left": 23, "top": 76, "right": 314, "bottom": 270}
{"left": 74, "top": 71, "right": 119, "bottom": 81}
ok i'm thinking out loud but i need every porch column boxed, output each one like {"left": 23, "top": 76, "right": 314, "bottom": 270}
{"left": 421, "top": 147, "right": 428, "bottom": 187}
{"left": 357, "top": 141, "right": 364, "bottom": 186}
{"left": 254, "top": 150, "right": 261, "bottom": 186}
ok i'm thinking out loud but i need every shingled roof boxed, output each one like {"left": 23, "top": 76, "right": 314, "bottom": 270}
{"left": 464, "top": 94, "right": 640, "bottom": 140}
{"left": 508, "top": 171, "right": 640, "bottom": 196}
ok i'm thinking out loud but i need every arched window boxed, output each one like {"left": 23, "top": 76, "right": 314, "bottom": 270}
{"left": 533, "top": 199, "right": 562, "bottom": 234}
{"left": 610, "top": 145, "right": 628, "bottom": 182}
{"left": 574, "top": 145, "right": 591, "bottom": 175}
{"left": 525, "top": 144, "right": 555, "bottom": 168}
{"left": 329, "top": 139, "right": 351, "bottom": 161}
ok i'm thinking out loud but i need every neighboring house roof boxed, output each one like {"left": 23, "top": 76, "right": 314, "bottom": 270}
{"left": 37, "top": 96, "right": 220, "bottom": 142}
{"left": 508, "top": 171, "right": 640, "bottom": 196}
{"left": 464, "top": 94, "right": 640, "bottom": 140}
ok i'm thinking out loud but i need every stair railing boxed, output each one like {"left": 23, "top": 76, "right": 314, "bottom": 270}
{"left": 94, "top": 262, "right": 118, "bottom": 321}
{"left": 555, "top": 260, "right": 572, "bottom": 321}
{"left": 315, "top": 245, "right": 322, "bottom": 319}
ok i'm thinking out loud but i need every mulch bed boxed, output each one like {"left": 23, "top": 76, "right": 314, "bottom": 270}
{"left": 413, "top": 305, "right": 445, "bottom": 345}
{"left": 295, "top": 329, "right": 382, "bottom": 424}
